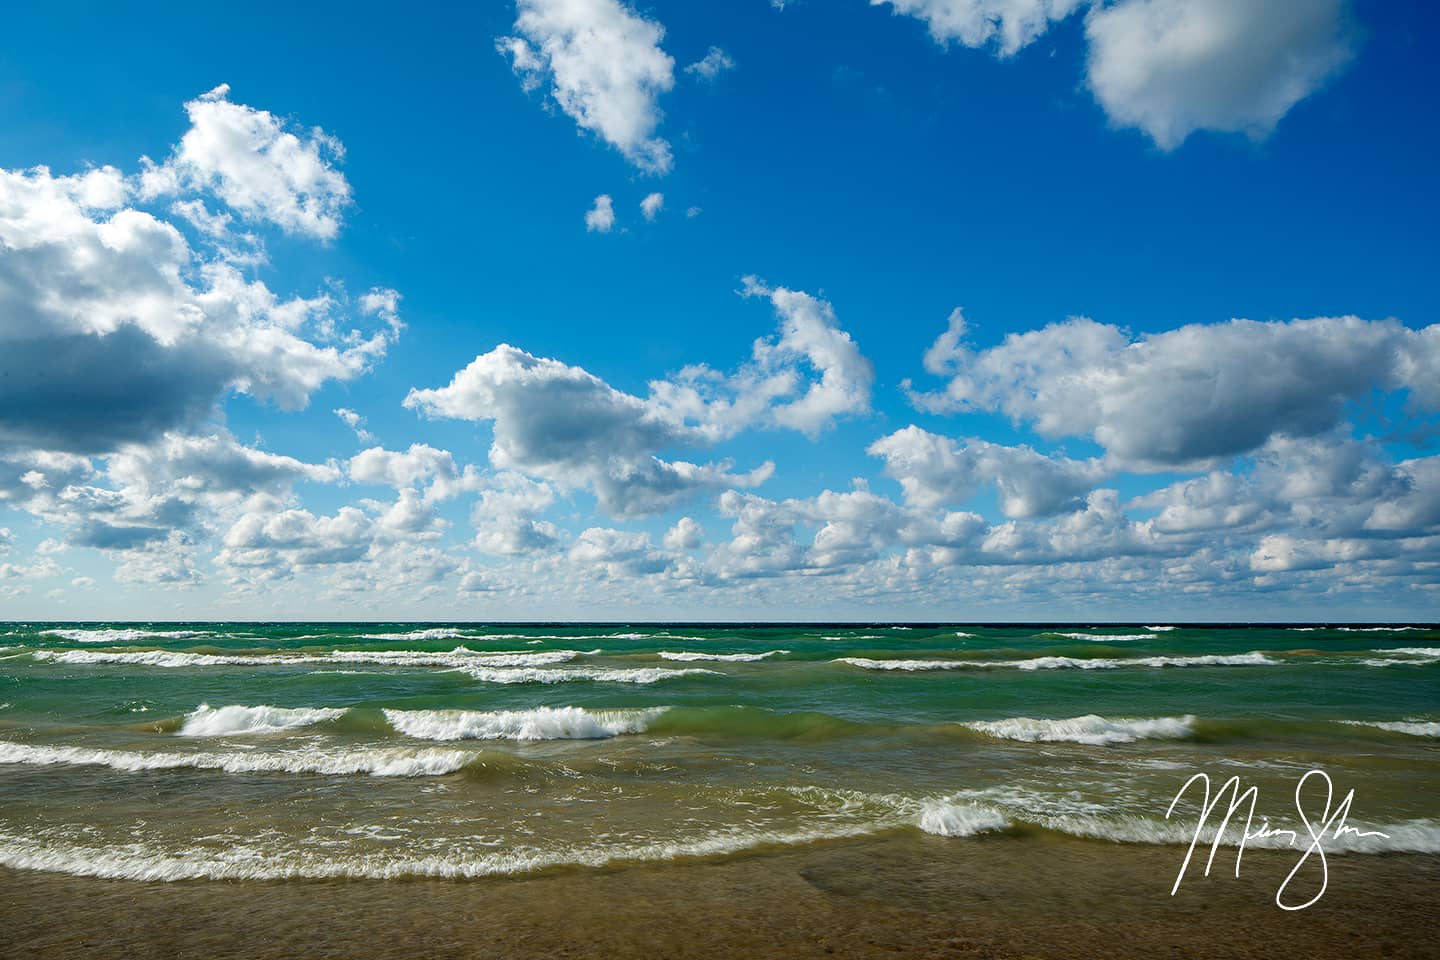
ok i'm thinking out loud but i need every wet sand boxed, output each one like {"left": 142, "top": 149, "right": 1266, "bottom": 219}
{"left": 2, "top": 833, "right": 1436, "bottom": 959}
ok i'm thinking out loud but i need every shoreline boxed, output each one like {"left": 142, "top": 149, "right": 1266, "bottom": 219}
{"left": 2, "top": 833, "right": 1436, "bottom": 959}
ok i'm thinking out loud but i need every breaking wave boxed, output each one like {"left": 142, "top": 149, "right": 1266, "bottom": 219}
{"left": 177, "top": 704, "right": 347, "bottom": 737}
{"left": 383, "top": 706, "right": 665, "bottom": 741}
{"left": 834, "top": 652, "right": 1277, "bottom": 671}
{"left": 962, "top": 714, "right": 1197, "bottom": 745}
{"left": 656, "top": 650, "right": 788, "bottom": 662}
{"left": 0, "top": 740, "right": 476, "bottom": 777}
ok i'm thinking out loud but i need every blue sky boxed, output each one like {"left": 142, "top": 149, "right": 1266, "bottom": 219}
{"left": 1, "top": 0, "right": 1437, "bottom": 620}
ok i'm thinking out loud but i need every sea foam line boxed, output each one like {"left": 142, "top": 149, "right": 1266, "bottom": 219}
{"left": 0, "top": 740, "right": 475, "bottom": 777}
{"left": 0, "top": 820, "right": 894, "bottom": 883}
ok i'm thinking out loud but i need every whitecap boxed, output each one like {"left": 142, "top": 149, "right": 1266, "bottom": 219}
{"left": 833, "top": 652, "right": 1276, "bottom": 671}
{"left": 178, "top": 704, "right": 347, "bottom": 737}
{"left": 962, "top": 714, "right": 1196, "bottom": 745}
{"left": 384, "top": 706, "right": 666, "bottom": 741}
{"left": 656, "top": 650, "right": 788, "bottom": 662}
{"left": 1339, "top": 720, "right": 1440, "bottom": 738}
{"left": 1047, "top": 632, "right": 1158, "bottom": 642}
{"left": 453, "top": 665, "right": 720, "bottom": 684}
{"left": 917, "top": 801, "right": 1010, "bottom": 837}
{"left": 40, "top": 628, "right": 209, "bottom": 643}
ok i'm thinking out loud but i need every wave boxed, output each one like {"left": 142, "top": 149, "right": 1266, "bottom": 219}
{"left": 1339, "top": 720, "right": 1440, "bottom": 738}
{"left": 384, "top": 706, "right": 665, "bottom": 741}
{"left": 30, "top": 647, "right": 593, "bottom": 671}
{"left": 177, "top": 704, "right": 347, "bottom": 737}
{"left": 1340, "top": 626, "right": 1429, "bottom": 633}
{"left": 917, "top": 801, "right": 1010, "bottom": 837}
{"left": 39, "top": 628, "right": 210, "bottom": 643}
{"left": 1145, "top": 626, "right": 1179, "bottom": 632}
{"left": 1372, "top": 647, "right": 1440, "bottom": 658}
{"left": 357, "top": 628, "right": 477, "bottom": 641}
{"left": 1045, "top": 632, "right": 1158, "bottom": 642}
{"left": 834, "top": 652, "right": 1277, "bottom": 671}
{"left": 327, "top": 648, "right": 594, "bottom": 669}
{"left": 0, "top": 740, "right": 476, "bottom": 777}
{"left": 1029, "top": 814, "right": 1440, "bottom": 853}
{"left": 0, "top": 819, "right": 893, "bottom": 883}
{"left": 451, "top": 665, "right": 720, "bottom": 684}
{"left": 656, "top": 650, "right": 788, "bottom": 662}
{"left": 962, "top": 714, "right": 1196, "bottom": 745}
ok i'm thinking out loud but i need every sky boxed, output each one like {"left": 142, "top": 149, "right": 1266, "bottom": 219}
{"left": 0, "top": 0, "right": 1437, "bottom": 621}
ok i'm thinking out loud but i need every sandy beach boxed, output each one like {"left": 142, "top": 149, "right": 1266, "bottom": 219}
{"left": 3, "top": 833, "right": 1436, "bottom": 960}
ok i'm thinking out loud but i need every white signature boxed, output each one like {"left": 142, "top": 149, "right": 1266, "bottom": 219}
{"left": 1165, "top": 769, "right": 1390, "bottom": 910}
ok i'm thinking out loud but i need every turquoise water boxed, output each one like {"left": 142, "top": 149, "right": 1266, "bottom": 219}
{"left": 0, "top": 622, "right": 1436, "bottom": 880}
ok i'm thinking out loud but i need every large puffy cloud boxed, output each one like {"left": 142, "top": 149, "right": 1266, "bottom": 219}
{"left": 868, "top": 425, "right": 1104, "bottom": 517}
{"left": 138, "top": 84, "right": 351, "bottom": 239}
{"left": 873, "top": 0, "right": 1354, "bottom": 148}
{"left": 649, "top": 279, "right": 874, "bottom": 441}
{"left": 406, "top": 281, "right": 872, "bottom": 517}
{"left": 911, "top": 310, "right": 1438, "bottom": 468}
{"left": 404, "top": 344, "right": 773, "bottom": 518}
{"left": 0, "top": 90, "right": 399, "bottom": 456}
{"left": 872, "top": 0, "right": 1085, "bottom": 55}
{"left": 498, "top": 0, "right": 676, "bottom": 173}
{"left": 1085, "top": 0, "right": 1354, "bottom": 149}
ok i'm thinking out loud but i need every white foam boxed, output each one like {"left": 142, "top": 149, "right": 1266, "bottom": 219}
{"left": 0, "top": 820, "right": 892, "bottom": 883}
{"left": 656, "top": 650, "right": 788, "bottom": 662}
{"left": 954, "top": 631, "right": 976, "bottom": 638}
{"left": 1031, "top": 814, "right": 1440, "bottom": 853}
{"left": 453, "top": 665, "right": 720, "bottom": 684}
{"left": 1341, "top": 626, "right": 1428, "bottom": 632}
{"left": 39, "top": 628, "right": 209, "bottom": 643}
{"left": 1145, "top": 626, "right": 1179, "bottom": 632}
{"left": 1371, "top": 647, "right": 1440, "bottom": 659}
{"left": 833, "top": 657, "right": 973, "bottom": 671}
{"left": 1048, "top": 632, "right": 1158, "bottom": 642}
{"left": 357, "top": 628, "right": 475, "bottom": 641}
{"left": 1340, "top": 720, "right": 1440, "bottom": 738}
{"left": 0, "top": 740, "right": 474, "bottom": 777}
{"left": 963, "top": 714, "right": 1196, "bottom": 745}
{"left": 834, "top": 652, "right": 1276, "bottom": 671}
{"left": 326, "top": 648, "right": 592, "bottom": 669}
{"left": 34, "top": 649, "right": 297, "bottom": 668}
{"left": 917, "top": 801, "right": 1010, "bottom": 837}
{"left": 177, "top": 704, "right": 347, "bottom": 737}
{"left": 30, "top": 647, "right": 591, "bottom": 671}
{"left": 384, "top": 706, "right": 666, "bottom": 741}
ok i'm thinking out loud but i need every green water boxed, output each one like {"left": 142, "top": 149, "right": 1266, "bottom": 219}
{"left": 0, "top": 622, "right": 1436, "bottom": 880}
